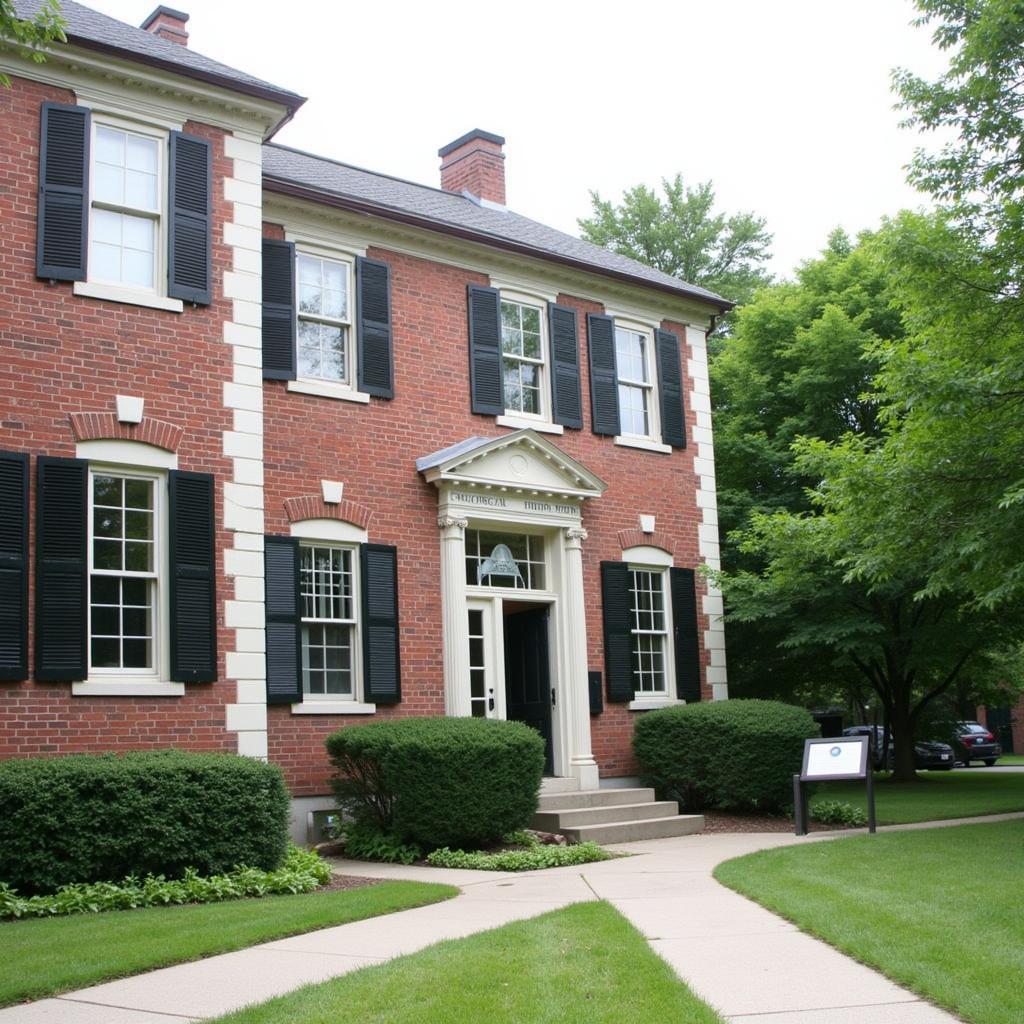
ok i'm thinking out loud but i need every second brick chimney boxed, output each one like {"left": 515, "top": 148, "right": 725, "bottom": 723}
{"left": 140, "top": 6, "right": 190, "bottom": 46}
{"left": 439, "top": 130, "right": 506, "bottom": 206}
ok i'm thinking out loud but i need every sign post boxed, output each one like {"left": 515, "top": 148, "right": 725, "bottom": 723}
{"left": 793, "top": 735, "right": 876, "bottom": 836}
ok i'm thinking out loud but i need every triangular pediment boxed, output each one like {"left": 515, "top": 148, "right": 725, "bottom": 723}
{"left": 417, "top": 430, "right": 607, "bottom": 500}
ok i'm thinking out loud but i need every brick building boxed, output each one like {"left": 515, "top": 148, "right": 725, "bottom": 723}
{"left": 0, "top": 2, "right": 731, "bottom": 832}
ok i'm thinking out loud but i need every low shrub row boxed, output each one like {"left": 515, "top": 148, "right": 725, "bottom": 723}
{"left": 633, "top": 699, "right": 819, "bottom": 813}
{"left": 0, "top": 846, "right": 331, "bottom": 920}
{"left": 811, "top": 799, "right": 869, "bottom": 827}
{"left": 0, "top": 751, "right": 290, "bottom": 895}
{"left": 425, "top": 840, "right": 613, "bottom": 871}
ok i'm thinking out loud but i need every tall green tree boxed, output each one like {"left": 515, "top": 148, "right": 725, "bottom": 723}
{"left": 0, "top": 0, "right": 65, "bottom": 87}
{"left": 578, "top": 175, "right": 772, "bottom": 329}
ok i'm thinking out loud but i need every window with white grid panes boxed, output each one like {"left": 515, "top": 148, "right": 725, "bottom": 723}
{"left": 297, "top": 253, "right": 351, "bottom": 384}
{"left": 465, "top": 529, "right": 545, "bottom": 590}
{"left": 629, "top": 568, "right": 668, "bottom": 695}
{"left": 500, "top": 299, "right": 545, "bottom": 416}
{"left": 89, "top": 472, "right": 158, "bottom": 672}
{"left": 615, "top": 326, "right": 655, "bottom": 438}
{"left": 300, "top": 544, "right": 356, "bottom": 697}
{"left": 468, "top": 608, "right": 489, "bottom": 717}
{"left": 89, "top": 124, "right": 162, "bottom": 290}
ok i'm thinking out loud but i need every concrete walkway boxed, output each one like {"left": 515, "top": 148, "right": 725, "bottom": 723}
{"left": 3, "top": 816, "right": 1011, "bottom": 1023}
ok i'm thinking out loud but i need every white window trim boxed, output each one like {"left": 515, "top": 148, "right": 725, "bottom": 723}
{"left": 295, "top": 250, "right": 355, "bottom": 386}
{"left": 85, "top": 115, "right": 169, "bottom": 303}
{"left": 288, "top": 518, "right": 374, "bottom": 713}
{"left": 74, "top": 463, "right": 176, "bottom": 696}
{"left": 286, "top": 379, "right": 370, "bottom": 403}
{"left": 613, "top": 318, "right": 663, "bottom": 448}
{"left": 498, "top": 291, "right": 550, "bottom": 423}
{"left": 496, "top": 413, "right": 563, "bottom": 435}
{"left": 626, "top": 561, "right": 676, "bottom": 704}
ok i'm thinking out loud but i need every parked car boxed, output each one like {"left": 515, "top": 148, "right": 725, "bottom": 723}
{"left": 842, "top": 726, "right": 956, "bottom": 771}
{"left": 950, "top": 722, "right": 1002, "bottom": 766}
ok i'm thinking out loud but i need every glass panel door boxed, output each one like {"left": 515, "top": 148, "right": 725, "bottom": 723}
{"left": 467, "top": 599, "right": 501, "bottom": 719}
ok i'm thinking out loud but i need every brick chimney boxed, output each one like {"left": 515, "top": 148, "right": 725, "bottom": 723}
{"left": 439, "top": 130, "right": 506, "bottom": 206}
{"left": 140, "top": 6, "right": 190, "bottom": 46}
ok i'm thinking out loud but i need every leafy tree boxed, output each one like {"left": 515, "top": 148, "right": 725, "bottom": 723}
{"left": 0, "top": 0, "right": 65, "bottom": 87}
{"left": 578, "top": 175, "right": 772, "bottom": 331}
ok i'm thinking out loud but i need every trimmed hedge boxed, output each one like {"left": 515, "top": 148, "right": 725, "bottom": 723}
{"left": 0, "top": 751, "right": 290, "bottom": 895}
{"left": 326, "top": 717, "right": 544, "bottom": 851}
{"left": 633, "top": 699, "right": 819, "bottom": 813}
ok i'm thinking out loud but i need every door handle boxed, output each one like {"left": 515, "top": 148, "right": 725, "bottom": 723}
{"left": 551, "top": 688, "right": 556, "bottom": 708}
{"left": 488, "top": 688, "right": 494, "bottom": 712}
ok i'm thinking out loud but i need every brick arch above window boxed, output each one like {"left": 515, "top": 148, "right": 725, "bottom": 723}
{"left": 69, "top": 412, "right": 182, "bottom": 453}
{"left": 617, "top": 528, "right": 676, "bottom": 557}
{"left": 284, "top": 495, "right": 373, "bottom": 531}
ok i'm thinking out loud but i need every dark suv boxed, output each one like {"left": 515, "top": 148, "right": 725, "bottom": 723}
{"left": 842, "top": 725, "right": 955, "bottom": 771}
{"left": 950, "top": 722, "right": 1002, "bottom": 766}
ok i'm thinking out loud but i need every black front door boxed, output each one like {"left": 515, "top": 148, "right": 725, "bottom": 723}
{"left": 503, "top": 607, "right": 553, "bottom": 774}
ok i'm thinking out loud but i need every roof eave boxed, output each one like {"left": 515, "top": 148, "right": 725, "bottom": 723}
{"left": 62, "top": 33, "right": 305, "bottom": 135}
{"left": 262, "top": 176, "right": 734, "bottom": 312}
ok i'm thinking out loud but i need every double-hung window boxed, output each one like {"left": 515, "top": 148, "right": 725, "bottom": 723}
{"left": 89, "top": 123, "right": 162, "bottom": 291}
{"left": 297, "top": 254, "right": 352, "bottom": 386}
{"left": 300, "top": 544, "right": 358, "bottom": 698}
{"left": 629, "top": 567, "right": 669, "bottom": 697}
{"left": 616, "top": 326, "right": 656, "bottom": 439}
{"left": 500, "top": 299, "right": 546, "bottom": 418}
{"left": 89, "top": 471, "right": 159, "bottom": 674}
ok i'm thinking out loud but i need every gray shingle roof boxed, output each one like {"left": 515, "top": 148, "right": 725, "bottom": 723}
{"left": 14, "top": 0, "right": 302, "bottom": 108}
{"left": 262, "top": 145, "right": 732, "bottom": 310}
{"left": 415, "top": 437, "right": 493, "bottom": 473}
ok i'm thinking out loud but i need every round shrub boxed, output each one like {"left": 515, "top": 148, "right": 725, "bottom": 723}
{"left": 633, "top": 699, "right": 819, "bottom": 813}
{"left": 0, "top": 750, "right": 290, "bottom": 894}
{"left": 326, "top": 717, "right": 544, "bottom": 851}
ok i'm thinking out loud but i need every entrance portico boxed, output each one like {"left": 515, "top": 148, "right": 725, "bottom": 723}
{"left": 417, "top": 430, "right": 606, "bottom": 789}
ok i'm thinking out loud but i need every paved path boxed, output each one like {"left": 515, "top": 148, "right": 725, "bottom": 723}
{"left": 5, "top": 815, "right": 1013, "bottom": 1023}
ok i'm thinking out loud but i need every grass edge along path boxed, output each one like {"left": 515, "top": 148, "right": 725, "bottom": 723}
{"left": 714, "top": 819, "right": 1024, "bottom": 1024}
{"left": 0, "top": 880, "right": 456, "bottom": 1007}
{"left": 210, "top": 901, "right": 725, "bottom": 1024}
{"left": 809, "top": 769, "right": 1024, "bottom": 824}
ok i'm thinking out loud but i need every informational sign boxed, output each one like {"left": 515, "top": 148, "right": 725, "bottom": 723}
{"left": 802, "top": 736, "right": 869, "bottom": 781}
{"left": 793, "top": 735, "right": 875, "bottom": 836}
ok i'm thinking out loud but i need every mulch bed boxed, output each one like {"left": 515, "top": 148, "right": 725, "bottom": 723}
{"left": 699, "top": 811, "right": 855, "bottom": 833}
{"left": 318, "top": 874, "right": 383, "bottom": 893}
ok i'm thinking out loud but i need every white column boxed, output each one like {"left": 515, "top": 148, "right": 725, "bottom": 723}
{"left": 438, "top": 514, "right": 471, "bottom": 717}
{"left": 564, "top": 526, "right": 600, "bottom": 790}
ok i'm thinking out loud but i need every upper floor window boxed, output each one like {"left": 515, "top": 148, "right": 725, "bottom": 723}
{"left": 501, "top": 299, "right": 546, "bottom": 418}
{"left": 300, "top": 543, "right": 358, "bottom": 698}
{"left": 616, "top": 326, "right": 655, "bottom": 438}
{"left": 297, "top": 254, "right": 352, "bottom": 386}
{"left": 89, "top": 124, "right": 162, "bottom": 291}
{"left": 89, "top": 470, "right": 160, "bottom": 674}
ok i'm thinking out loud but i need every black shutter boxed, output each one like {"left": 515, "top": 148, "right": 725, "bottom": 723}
{"left": 262, "top": 240, "right": 296, "bottom": 380}
{"left": 264, "top": 536, "right": 301, "bottom": 704}
{"left": 361, "top": 543, "right": 401, "bottom": 704}
{"left": 548, "top": 304, "right": 583, "bottom": 429}
{"left": 0, "top": 452, "right": 29, "bottom": 681}
{"left": 671, "top": 567, "right": 702, "bottom": 702}
{"left": 588, "top": 314, "right": 620, "bottom": 436}
{"left": 656, "top": 328, "right": 687, "bottom": 448}
{"left": 601, "top": 561, "right": 633, "bottom": 702}
{"left": 167, "top": 131, "right": 212, "bottom": 305}
{"left": 37, "top": 102, "right": 90, "bottom": 282}
{"left": 35, "top": 457, "right": 87, "bottom": 682}
{"left": 467, "top": 284, "right": 504, "bottom": 416}
{"left": 168, "top": 471, "right": 216, "bottom": 682}
{"left": 356, "top": 256, "right": 394, "bottom": 398}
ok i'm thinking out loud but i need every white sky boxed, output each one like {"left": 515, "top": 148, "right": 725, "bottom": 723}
{"left": 88, "top": 0, "right": 948, "bottom": 279}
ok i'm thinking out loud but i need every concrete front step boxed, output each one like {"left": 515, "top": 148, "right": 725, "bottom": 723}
{"left": 538, "top": 777, "right": 581, "bottom": 795}
{"left": 536, "top": 787, "right": 656, "bottom": 812}
{"left": 532, "top": 800, "right": 680, "bottom": 831}
{"left": 562, "top": 813, "right": 705, "bottom": 845}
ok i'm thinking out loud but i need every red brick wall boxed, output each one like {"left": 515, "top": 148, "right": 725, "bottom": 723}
{"left": 262, "top": 235, "right": 713, "bottom": 795}
{"left": 0, "top": 75, "right": 237, "bottom": 759}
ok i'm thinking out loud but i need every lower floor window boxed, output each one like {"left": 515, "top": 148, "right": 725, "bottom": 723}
{"left": 630, "top": 568, "right": 667, "bottom": 695}
{"left": 300, "top": 544, "right": 357, "bottom": 697}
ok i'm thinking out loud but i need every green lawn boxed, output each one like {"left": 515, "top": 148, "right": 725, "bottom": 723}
{"left": 997, "top": 753, "right": 1024, "bottom": 765}
{"left": 0, "top": 880, "right": 455, "bottom": 1007}
{"left": 810, "top": 769, "right": 1024, "bottom": 824}
{"left": 715, "top": 820, "right": 1024, "bottom": 1024}
{"left": 211, "top": 901, "right": 723, "bottom": 1024}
